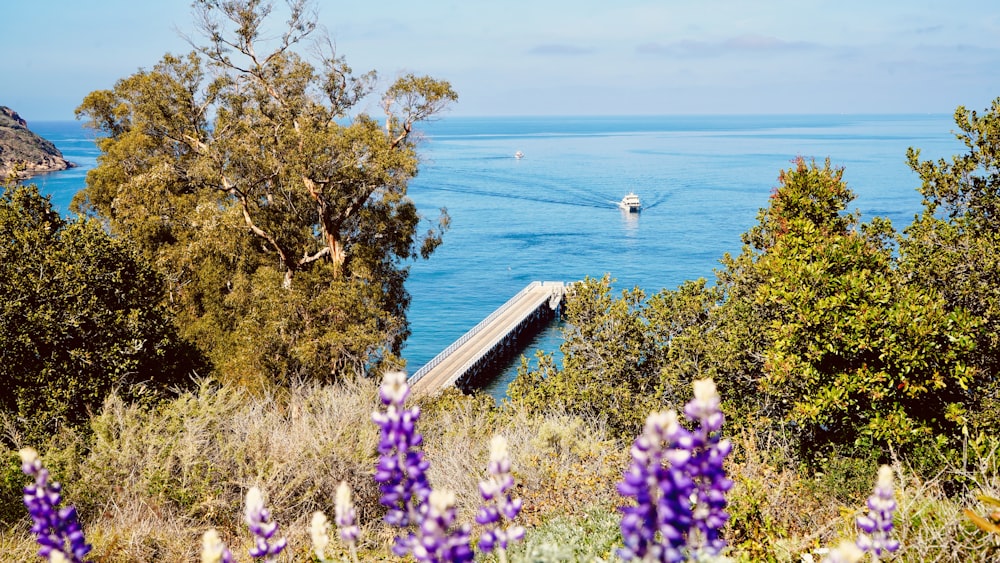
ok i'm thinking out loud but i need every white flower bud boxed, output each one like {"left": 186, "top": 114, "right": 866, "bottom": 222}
{"left": 310, "top": 511, "right": 330, "bottom": 560}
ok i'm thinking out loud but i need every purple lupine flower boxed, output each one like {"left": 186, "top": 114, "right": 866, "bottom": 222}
{"left": 856, "top": 465, "right": 900, "bottom": 557}
{"left": 412, "top": 490, "right": 474, "bottom": 563}
{"left": 476, "top": 435, "right": 525, "bottom": 560}
{"left": 618, "top": 410, "right": 694, "bottom": 562}
{"left": 372, "top": 371, "right": 433, "bottom": 557}
{"left": 335, "top": 481, "right": 360, "bottom": 544}
{"left": 244, "top": 487, "right": 287, "bottom": 561}
{"left": 684, "top": 379, "right": 734, "bottom": 555}
{"left": 335, "top": 481, "right": 360, "bottom": 563}
{"left": 201, "top": 529, "right": 235, "bottom": 563}
{"left": 19, "top": 448, "right": 92, "bottom": 563}
{"left": 617, "top": 378, "right": 733, "bottom": 562}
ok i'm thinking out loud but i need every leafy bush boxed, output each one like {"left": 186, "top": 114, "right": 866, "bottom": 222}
{"left": 900, "top": 99, "right": 1000, "bottom": 436}
{"left": 0, "top": 182, "right": 203, "bottom": 444}
{"left": 503, "top": 505, "right": 621, "bottom": 562}
{"left": 713, "top": 158, "right": 982, "bottom": 458}
{"left": 509, "top": 275, "right": 718, "bottom": 440}
{"left": 0, "top": 449, "right": 26, "bottom": 525}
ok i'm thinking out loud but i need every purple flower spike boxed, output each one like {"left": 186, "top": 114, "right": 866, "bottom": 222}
{"left": 335, "top": 481, "right": 360, "bottom": 545}
{"left": 685, "top": 379, "right": 734, "bottom": 555}
{"left": 618, "top": 410, "right": 693, "bottom": 562}
{"left": 372, "top": 371, "right": 433, "bottom": 556}
{"left": 476, "top": 436, "right": 525, "bottom": 559}
{"left": 244, "top": 487, "right": 287, "bottom": 561}
{"left": 412, "top": 490, "right": 474, "bottom": 563}
{"left": 617, "top": 378, "right": 733, "bottom": 562}
{"left": 19, "top": 448, "right": 93, "bottom": 563}
{"left": 856, "top": 465, "right": 900, "bottom": 556}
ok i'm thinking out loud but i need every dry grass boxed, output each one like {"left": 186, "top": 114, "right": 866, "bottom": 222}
{"left": 1, "top": 379, "right": 999, "bottom": 562}
{"left": 7, "top": 377, "right": 388, "bottom": 561}
{"left": 725, "top": 426, "right": 1000, "bottom": 562}
{"left": 0, "top": 379, "right": 626, "bottom": 561}
{"left": 888, "top": 450, "right": 1000, "bottom": 562}
{"left": 724, "top": 427, "right": 846, "bottom": 560}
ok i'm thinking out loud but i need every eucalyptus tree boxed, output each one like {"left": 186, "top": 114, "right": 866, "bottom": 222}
{"left": 75, "top": 0, "right": 456, "bottom": 386}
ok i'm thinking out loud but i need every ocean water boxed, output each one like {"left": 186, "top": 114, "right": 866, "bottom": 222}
{"left": 26, "top": 115, "right": 965, "bottom": 398}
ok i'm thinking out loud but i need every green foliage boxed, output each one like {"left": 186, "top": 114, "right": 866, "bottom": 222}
{"left": 0, "top": 449, "right": 26, "bottom": 525}
{"left": 0, "top": 183, "right": 203, "bottom": 443}
{"left": 901, "top": 99, "right": 1000, "bottom": 434}
{"left": 508, "top": 275, "right": 724, "bottom": 440}
{"left": 500, "top": 504, "right": 622, "bottom": 562}
{"left": 73, "top": 0, "right": 456, "bottom": 387}
{"left": 646, "top": 277, "right": 723, "bottom": 405}
{"left": 802, "top": 448, "right": 880, "bottom": 507}
{"left": 509, "top": 276, "right": 664, "bottom": 439}
{"left": 715, "top": 159, "right": 981, "bottom": 456}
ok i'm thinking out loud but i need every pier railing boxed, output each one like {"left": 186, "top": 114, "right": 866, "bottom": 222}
{"left": 408, "top": 282, "right": 542, "bottom": 387}
{"left": 408, "top": 281, "right": 570, "bottom": 388}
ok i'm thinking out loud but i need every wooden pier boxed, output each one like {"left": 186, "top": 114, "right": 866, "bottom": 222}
{"left": 408, "top": 281, "right": 567, "bottom": 396}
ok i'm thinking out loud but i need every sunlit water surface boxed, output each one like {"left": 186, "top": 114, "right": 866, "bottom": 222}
{"left": 30, "top": 115, "right": 963, "bottom": 400}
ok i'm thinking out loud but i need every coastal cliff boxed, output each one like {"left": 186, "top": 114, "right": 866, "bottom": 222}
{"left": 0, "top": 106, "right": 75, "bottom": 178}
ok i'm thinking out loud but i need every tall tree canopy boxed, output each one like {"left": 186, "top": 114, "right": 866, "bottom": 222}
{"left": 74, "top": 0, "right": 456, "bottom": 387}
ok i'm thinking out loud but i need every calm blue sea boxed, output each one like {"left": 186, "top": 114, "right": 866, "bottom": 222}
{"left": 27, "top": 115, "right": 964, "bottom": 398}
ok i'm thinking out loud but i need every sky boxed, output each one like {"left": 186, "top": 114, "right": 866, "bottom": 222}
{"left": 3, "top": 0, "right": 1000, "bottom": 121}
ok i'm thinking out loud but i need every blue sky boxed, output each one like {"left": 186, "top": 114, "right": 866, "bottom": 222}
{"left": 3, "top": 0, "right": 999, "bottom": 120}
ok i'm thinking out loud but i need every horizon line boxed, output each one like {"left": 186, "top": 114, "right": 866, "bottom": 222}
{"left": 26, "top": 111, "right": 955, "bottom": 123}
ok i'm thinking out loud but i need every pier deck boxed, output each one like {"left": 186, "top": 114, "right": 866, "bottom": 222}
{"left": 409, "top": 281, "right": 565, "bottom": 396}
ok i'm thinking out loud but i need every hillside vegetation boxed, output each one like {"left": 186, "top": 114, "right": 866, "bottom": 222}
{"left": 2, "top": 1, "right": 1000, "bottom": 561}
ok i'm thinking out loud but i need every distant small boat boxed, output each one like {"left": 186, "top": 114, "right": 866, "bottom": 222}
{"left": 514, "top": 150, "right": 524, "bottom": 159}
{"left": 618, "top": 192, "right": 641, "bottom": 212}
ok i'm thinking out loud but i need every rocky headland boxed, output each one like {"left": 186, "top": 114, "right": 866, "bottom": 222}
{"left": 0, "top": 106, "right": 75, "bottom": 178}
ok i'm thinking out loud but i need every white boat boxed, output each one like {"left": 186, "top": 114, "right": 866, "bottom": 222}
{"left": 514, "top": 150, "right": 524, "bottom": 159}
{"left": 618, "top": 192, "right": 641, "bottom": 212}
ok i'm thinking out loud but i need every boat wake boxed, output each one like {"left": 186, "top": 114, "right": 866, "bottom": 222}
{"left": 422, "top": 181, "right": 616, "bottom": 209}
{"left": 640, "top": 192, "right": 671, "bottom": 210}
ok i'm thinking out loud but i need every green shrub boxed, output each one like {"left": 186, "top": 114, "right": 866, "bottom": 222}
{"left": 503, "top": 504, "right": 621, "bottom": 562}
{"left": 804, "top": 447, "right": 881, "bottom": 507}
{"left": 0, "top": 183, "right": 204, "bottom": 444}
{"left": 0, "top": 449, "right": 25, "bottom": 525}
